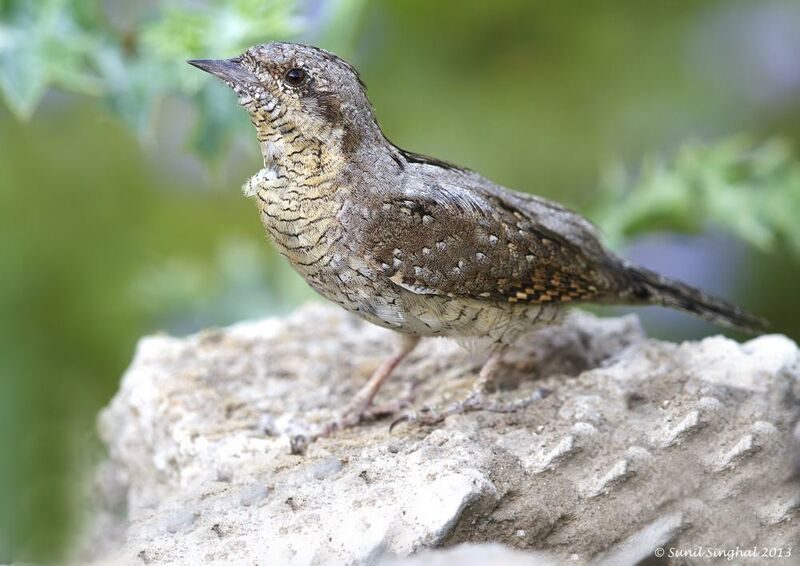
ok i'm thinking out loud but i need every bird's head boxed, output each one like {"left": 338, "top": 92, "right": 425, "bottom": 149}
{"left": 189, "top": 42, "right": 377, "bottom": 154}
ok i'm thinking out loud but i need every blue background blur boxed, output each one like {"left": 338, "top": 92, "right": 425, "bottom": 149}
{"left": 1, "top": 0, "right": 800, "bottom": 561}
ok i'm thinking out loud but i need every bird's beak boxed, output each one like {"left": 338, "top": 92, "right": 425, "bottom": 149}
{"left": 187, "top": 57, "right": 259, "bottom": 88}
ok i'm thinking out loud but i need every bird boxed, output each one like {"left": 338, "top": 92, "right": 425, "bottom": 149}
{"left": 188, "top": 42, "right": 766, "bottom": 445}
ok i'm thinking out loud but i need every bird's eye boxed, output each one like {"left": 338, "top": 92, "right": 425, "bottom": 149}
{"left": 284, "top": 68, "right": 307, "bottom": 86}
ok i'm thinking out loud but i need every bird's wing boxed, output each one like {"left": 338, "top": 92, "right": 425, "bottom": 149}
{"left": 344, "top": 171, "right": 626, "bottom": 305}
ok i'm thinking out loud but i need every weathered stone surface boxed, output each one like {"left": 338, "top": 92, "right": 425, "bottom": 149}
{"left": 91, "top": 305, "right": 800, "bottom": 565}
{"left": 377, "top": 543, "right": 557, "bottom": 565}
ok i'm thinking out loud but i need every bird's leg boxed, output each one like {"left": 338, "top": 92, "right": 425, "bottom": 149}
{"left": 391, "top": 347, "right": 548, "bottom": 429}
{"left": 340, "top": 334, "right": 419, "bottom": 426}
{"left": 291, "top": 335, "right": 420, "bottom": 447}
{"left": 336, "top": 334, "right": 421, "bottom": 425}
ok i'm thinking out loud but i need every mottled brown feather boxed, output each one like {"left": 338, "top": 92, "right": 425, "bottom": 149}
{"left": 343, "top": 165, "right": 622, "bottom": 306}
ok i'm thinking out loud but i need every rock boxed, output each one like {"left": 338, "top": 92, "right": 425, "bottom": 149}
{"left": 376, "top": 543, "right": 557, "bottom": 565}
{"left": 91, "top": 304, "right": 800, "bottom": 565}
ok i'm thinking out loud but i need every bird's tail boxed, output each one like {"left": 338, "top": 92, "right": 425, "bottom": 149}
{"left": 620, "top": 263, "right": 768, "bottom": 334}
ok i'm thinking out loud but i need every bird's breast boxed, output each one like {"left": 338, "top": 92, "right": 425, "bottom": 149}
{"left": 256, "top": 182, "right": 342, "bottom": 270}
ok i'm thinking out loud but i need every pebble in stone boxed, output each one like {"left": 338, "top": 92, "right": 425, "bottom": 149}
{"left": 163, "top": 510, "right": 199, "bottom": 534}
{"left": 311, "top": 457, "right": 343, "bottom": 480}
{"left": 238, "top": 484, "right": 270, "bottom": 507}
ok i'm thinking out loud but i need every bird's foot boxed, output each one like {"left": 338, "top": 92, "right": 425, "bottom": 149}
{"left": 326, "top": 397, "right": 412, "bottom": 434}
{"left": 289, "top": 398, "right": 413, "bottom": 455}
{"left": 289, "top": 337, "right": 422, "bottom": 454}
{"left": 390, "top": 387, "right": 549, "bottom": 431}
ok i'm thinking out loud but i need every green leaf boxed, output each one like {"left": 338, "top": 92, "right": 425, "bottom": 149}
{"left": 0, "top": 0, "right": 101, "bottom": 119}
{"left": 591, "top": 137, "right": 800, "bottom": 258}
{"left": 189, "top": 82, "right": 249, "bottom": 159}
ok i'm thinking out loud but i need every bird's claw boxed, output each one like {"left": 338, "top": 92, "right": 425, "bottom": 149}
{"left": 389, "top": 407, "right": 444, "bottom": 432}
{"left": 389, "top": 387, "right": 550, "bottom": 433}
{"left": 289, "top": 433, "right": 311, "bottom": 455}
{"left": 289, "top": 398, "right": 415, "bottom": 453}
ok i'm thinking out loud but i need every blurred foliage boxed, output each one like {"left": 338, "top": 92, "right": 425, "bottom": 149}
{"left": 3, "top": 0, "right": 799, "bottom": 259}
{"left": 594, "top": 138, "right": 800, "bottom": 253}
{"left": 0, "top": 0, "right": 102, "bottom": 118}
{"left": 2, "top": 0, "right": 800, "bottom": 563}
{"left": 0, "top": 0, "right": 363, "bottom": 155}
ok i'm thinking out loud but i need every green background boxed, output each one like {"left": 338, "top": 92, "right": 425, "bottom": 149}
{"left": 2, "top": 0, "right": 800, "bottom": 561}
